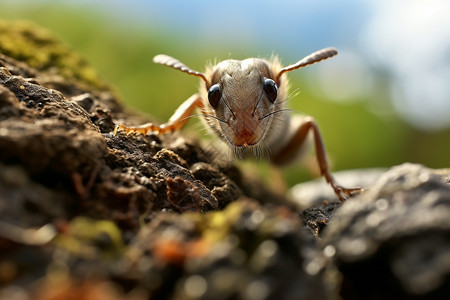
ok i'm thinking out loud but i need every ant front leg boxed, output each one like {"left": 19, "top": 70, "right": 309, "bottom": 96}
{"left": 114, "top": 94, "right": 203, "bottom": 135}
{"left": 271, "top": 117, "right": 362, "bottom": 202}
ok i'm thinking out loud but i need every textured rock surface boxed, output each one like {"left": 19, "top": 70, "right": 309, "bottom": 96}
{"left": 291, "top": 168, "right": 385, "bottom": 209}
{"left": 120, "top": 200, "right": 328, "bottom": 300}
{"left": 0, "top": 49, "right": 282, "bottom": 231}
{"left": 323, "top": 163, "right": 450, "bottom": 299}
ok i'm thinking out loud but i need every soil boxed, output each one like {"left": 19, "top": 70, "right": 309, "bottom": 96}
{"left": 1, "top": 21, "right": 450, "bottom": 300}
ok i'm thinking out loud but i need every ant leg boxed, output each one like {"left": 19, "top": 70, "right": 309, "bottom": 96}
{"left": 114, "top": 94, "right": 203, "bottom": 135}
{"left": 271, "top": 117, "right": 362, "bottom": 201}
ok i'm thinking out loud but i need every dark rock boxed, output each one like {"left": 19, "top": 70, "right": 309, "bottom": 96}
{"left": 70, "top": 93, "right": 94, "bottom": 111}
{"left": 0, "top": 163, "right": 71, "bottom": 227}
{"left": 0, "top": 67, "right": 106, "bottom": 178}
{"left": 191, "top": 162, "right": 242, "bottom": 208}
{"left": 322, "top": 163, "right": 450, "bottom": 299}
{"left": 120, "top": 199, "right": 330, "bottom": 300}
{"left": 0, "top": 44, "right": 255, "bottom": 232}
{"left": 290, "top": 168, "right": 385, "bottom": 209}
{"left": 302, "top": 202, "right": 341, "bottom": 237}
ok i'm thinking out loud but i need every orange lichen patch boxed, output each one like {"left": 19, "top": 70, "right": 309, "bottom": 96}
{"left": 186, "top": 238, "right": 210, "bottom": 258}
{"left": 151, "top": 238, "right": 211, "bottom": 266}
{"left": 34, "top": 278, "right": 145, "bottom": 300}
{"left": 152, "top": 238, "right": 186, "bottom": 266}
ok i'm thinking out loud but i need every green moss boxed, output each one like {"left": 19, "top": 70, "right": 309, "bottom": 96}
{"left": 0, "top": 20, "right": 108, "bottom": 90}
{"left": 53, "top": 217, "right": 125, "bottom": 260}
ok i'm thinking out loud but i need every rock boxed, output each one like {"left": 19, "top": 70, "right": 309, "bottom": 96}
{"left": 322, "top": 163, "right": 450, "bottom": 299}
{"left": 290, "top": 168, "right": 385, "bottom": 209}
{"left": 0, "top": 24, "right": 272, "bottom": 231}
{"left": 292, "top": 168, "right": 384, "bottom": 237}
{"left": 302, "top": 202, "right": 342, "bottom": 237}
{"left": 0, "top": 163, "right": 70, "bottom": 228}
{"left": 0, "top": 67, "right": 107, "bottom": 176}
{"left": 119, "top": 199, "right": 330, "bottom": 300}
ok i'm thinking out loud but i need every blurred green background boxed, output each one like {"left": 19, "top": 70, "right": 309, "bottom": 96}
{"left": 1, "top": 0, "right": 449, "bottom": 186}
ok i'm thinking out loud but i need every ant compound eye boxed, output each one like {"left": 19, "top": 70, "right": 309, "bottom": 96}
{"left": 263, "top": 78, "right": 278, "bottom": 103}
{"left": 208, "top": 83, "right": 221, "bottom": 108}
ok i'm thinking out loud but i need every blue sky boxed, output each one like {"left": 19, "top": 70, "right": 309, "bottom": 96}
{"left": 89, "top": 0, "right": 370, "bottom": 56}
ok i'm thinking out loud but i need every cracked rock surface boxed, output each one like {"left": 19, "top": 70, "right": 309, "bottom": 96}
{"left": 323, "top": 163, "right": 450, "bottom": 299}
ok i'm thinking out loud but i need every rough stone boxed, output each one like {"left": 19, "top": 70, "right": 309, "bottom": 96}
{"left": 323, "top": 163, "right": 450, "bottom": 299}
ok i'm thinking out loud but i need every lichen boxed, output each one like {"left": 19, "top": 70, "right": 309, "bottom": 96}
{"left": 0, "top": 20, "right": 107, "bottom": 90}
